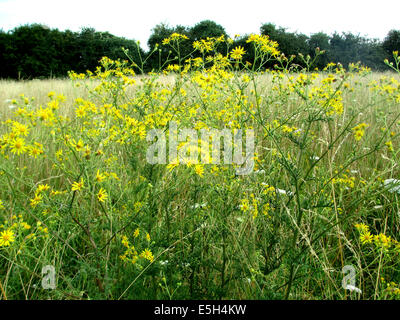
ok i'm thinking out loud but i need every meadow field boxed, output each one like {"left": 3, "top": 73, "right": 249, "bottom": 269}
{"left": 0, "top": 35, "right": 400, "bottom": 300}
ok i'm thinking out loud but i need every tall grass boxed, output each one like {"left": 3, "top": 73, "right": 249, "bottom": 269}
{"left": 0, "top": 38, "right": 399, "bottom": 300}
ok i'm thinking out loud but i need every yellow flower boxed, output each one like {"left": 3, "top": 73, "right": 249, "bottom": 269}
{"left": 240, "top": 198, "right": 249, "bottom": 212}
{"left": 29, "top": 144, "right": 44, "bottom": 158}
{"left": 374, "top": 233, "right": 392, "bottom": 249}
{"left": 162, "top": 33, "right": 188, "bottom": 45}
{"left": 385, "top": 141, "right": 394, "bottom": 152}
{"left": 360, "top": 231, "right": 373, "bottom": 245}
{"left": 0, "top": 229, "right": 15, "bottom": 247}
{"left": 56, "top": 149, "right": 63, "bottom": 161}
{"left": 242, "top": 74, "right": 251, "bottom": 83}
{"left": 95, "top": 170, "right": 106, "bottom": 183}
{"left": 36, "top": 107, "right": 53, "bottom": 121}
{"left": 230, "top": 46, "right": 246, "bottom": 60}
{"left": 263, "top": 184, "right": 276, "bottom": 195}
{"left": 167, "top": 161, "right": 179, "bottom": 172}
{"left": 36, "top": 184, "right": 50, "bottom": 194}
{"left": 83, "top": 146, "right": 91, "bottom": 159}
{"left": 97, "top": 188, "right": 108, "bottom": 203}
{"left": 71, "top": 139, "right": 85, "bottom": 152}
{"left": 30, "top": 194, "right": 43, "bottom": 207}
{"left": 246, "top": 34, "right": 280, "bottom": 56}
{"left": 71, "top": 178, "right": 84, "bottom": 191}
{"left": 140, "top": 248, "right": 154, "bottom": 263}
{"left": 121, "top": 235, "right": 129, "bottom": 248}
{"left": 57, "top": 94, "right": 66, "bottom": 102}
{"left": 134, "top": 202, "right": 142, "bottom": 213}
{"left": 21, "top": 222, "right": 31, "bottom": 230}
{"left": 12, "top": 122, "right": 29, "bottom": 137}
{"left": 10, "top": 137, "right": 28, "bottom": 155}
{"left": 355, "top": 223, "right": 369, "bottom": 234}
{"left": 263, "top": 203, "right": 271, "bottom": 218}
{"left": 354, "top": 130, "right": 363, "bottom": 140}
{"left": 47, "top": 100, "right": 59, "bottom": 110}
{"left": 75, "top": 105, "right": 87, "bottom": 118}
{"left": 352, "top": 123, "right": 369, "bottom": 141}
{"left": 133, "top": 228, "right": 140, "bottom": 238}
{"left": 194, "top": 164, "right": 204, "bottom": 177}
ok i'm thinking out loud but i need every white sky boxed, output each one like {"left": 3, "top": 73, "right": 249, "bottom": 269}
{"left": 1, "top": 0, "right": 399, "bottom": 50}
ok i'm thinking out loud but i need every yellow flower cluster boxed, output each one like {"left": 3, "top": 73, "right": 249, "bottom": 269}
{"left": 372, "top": 75, "right": 400, "bottom": 102}
{"left": 246, "top": 34, "right": 280, "bottom": 56}
{"left": 352, "top": 123, "right": 369, "bottom": 141}
{"left": 332, "top": 174, "right": 356, "bottom": 189}
{"left": 0, "top": 228, "right": 15, "bottom": 246}
{"left": 355, "top": 223, "right": 400, "bottom": 250}
{"left": 0, "top": 120, "right": 45, "bottom": 158}
{"left": 120, "top": 230, "right": 154, "bottom": 264}
{"left": 382, "top": 279, "right": 400, "bottom": 298}
{"left": 30, "top": 183, "right": 50, "bottom": 208}
{"left": 310, "top": 81, "right": 344, "bottom": 116}
{"left": 162, "top": 33, "right": 189, "bottom": 45}
{"left": 0, "top": 214, "right": 49, "bottom": 248}
{"left": 240, "top": 188, "right": 274, "bottom": 220}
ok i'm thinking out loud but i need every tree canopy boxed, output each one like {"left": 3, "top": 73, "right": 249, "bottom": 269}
{"left": 0, "top": 21, "right": 398, "bottom": 79}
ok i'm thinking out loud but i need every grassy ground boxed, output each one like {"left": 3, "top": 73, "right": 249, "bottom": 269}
{"left": 0, "top": 50, "right": 400, "bottom": 300}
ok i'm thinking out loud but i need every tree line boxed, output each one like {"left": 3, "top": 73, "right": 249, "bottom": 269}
{"left": 1, "top": 20, "right": 399, "bottom": 79}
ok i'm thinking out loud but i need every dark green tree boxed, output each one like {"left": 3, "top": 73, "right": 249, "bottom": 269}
{"left": 189, "top": 20, "right": 227, "bottom": 41}
{"left": 308, "top": 32, "right": 331, "bottom": 69}
{"left": 260, "top": 23, "right": 309, "bottom": 67}
{"left": 0, "top": 30, "right": 15, "bottom": 78}
{"left": 76, "top": 28, "right": 144, "bottom": 73}
{"left": 189, "top": 20, "right": 228, "bottom": 58}
{"left": 9, "top": 24, "right": 59, "bottom": 78}
{"left": 329, "top": 32, "right": 386, "bottom": 70}
{"left": 147, "top": 23, "right": 191, "bottom": 71}
{"left": 383, "top": 30, "right": 400, "bottom": 63}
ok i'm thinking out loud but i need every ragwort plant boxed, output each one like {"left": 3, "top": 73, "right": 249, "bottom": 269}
{"left": 0, "top": 35, "right": 399, "bottom": 299}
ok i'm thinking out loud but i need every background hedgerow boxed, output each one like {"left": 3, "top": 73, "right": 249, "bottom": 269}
{"left": 1, "top": 21, "right": 400, "bottom": 79}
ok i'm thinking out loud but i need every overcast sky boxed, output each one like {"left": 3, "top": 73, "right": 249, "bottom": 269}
{"left": 1, "top": 0, "right": 399, "bottom": 50}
